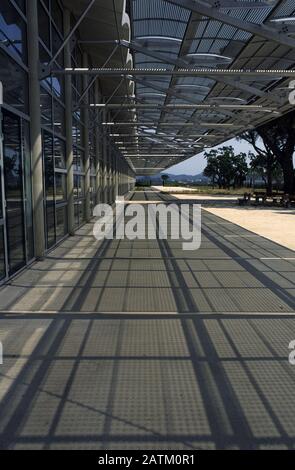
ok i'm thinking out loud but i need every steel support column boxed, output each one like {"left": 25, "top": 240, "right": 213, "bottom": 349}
{"left": 94, "top": 80, "right": 101, "bottom": 206}
{"left": 64, "top": 9, "right": 75, "bottom": 235}
{"left": 82, "top": 52, "right": 91, "bottom": 222}
{"left": 27, "top": 0, "right": 45, "bottom": 259}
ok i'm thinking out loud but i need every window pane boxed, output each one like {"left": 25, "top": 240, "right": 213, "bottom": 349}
{"left": 79, "top": 200, "right": 85, "bottom": 224}
{"left": 0, "top": 49, "right": 28, "bottom": 114}
{"left": 0, "top": 0, "right": 27, "bottom": 63}
{"left": 54, "top": 137, "right": 66, "bottom": 169}
{"left": 73, "top": 148, "right": 84, "bottom": 172}
{"left": 40, "top": 88, "right": 52, "bottom": 128}
{"left": 52, "top": 25, "right": 64, "bottom": 67}
{"left": 51, "top": 0, "right": 63, "bottom": 35}
{"left": 74, "top": 174, "right": 85, "bottom": 199}
{"left": 3, "top": 110, "right": 26, "bottom": 274}
{"left": 43, "top": 132, "right": 56, "bottom": 248}
{"left": 56, "top": 205, "right": 67, "bottom": 241}
{"left": 0, "top": 226, "right": 5, "bottom": 280}
{"left": 53, "top": 99, "right": 65, "bottom": 136}
{"left": 55, "top": 173, "right": 66, "bottom": 203}
{"left": 38, "top": 2, "right": 50, "bottom": 49}
{"left": 22, "top": 120, "right": 34, "bottom": 261}
{"left": 14, "top": 0, "right": 26, "bottom": 13}
{"left": 0, "top": 165, "right": 3, "bottom": 220}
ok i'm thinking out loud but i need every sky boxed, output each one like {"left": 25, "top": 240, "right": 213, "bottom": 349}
{"left": 167, "top": 137, "right": 254, "bottom": 175}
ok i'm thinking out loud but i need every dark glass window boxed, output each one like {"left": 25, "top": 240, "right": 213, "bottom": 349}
{"left": 52, "top": 76, "right": 63, "bottom": 99}
{"left": 0, "top": 49, "right": 28, "bottom": 114}
{"left": 73, "top": 148, "right": 84, "bottom": 172}
{"left": 79, "top": 200, "right": 85, "bottom": 224}
{"left": 22, "top": 120, "right": 34, "bottom": 261}
{"left": 90, "top": 155, "right": 96, "bottom": 175}
{"left": 40, "top": 88, "right": 53, "bottom": 128}
{"left": 52, "top": 26, "right": 63, "bottom": 67}
{"left": 0, "top": 226, "right": 5, "bottom": 280}
{"left": 3, "top": 110, "right": 26, "bottom": 274}
{"left": 42, "top": 0, "right": 50, "bottom": 10}
{"left": 73, "top": 118, "right": 83, "bottom": 148}
{"left": 54, "top": 137, "right": 66, "bottom": 169}
{"left": 38, "top": 2, "right": 50, "bottom": 49}
{"left": 51, "top": 0, "right": 63, "bottom": 35}
{"left": 55, "top": 173, "right": 66, "bottom": 203}
{"left": 53, "top": 99, "right": 65, "bottom": 135}
{"left": 39, "top": 45, "right": 52, "bottom": 92}
{"left": 0, "top": 0, "right": 27, "bottom": 63}
{"left": 14, "top": 0, "right": 26, "bottom": 13}
{"left": 0, "top": 165, "right": 3, "bottom": 220}
{"left": 74, "top": 175, "right": 85, "bottom": 199}
{"left": 43, "top": 132, "right": 56, "bottom": 248}
{"left": 56, "top": 205, "right": 67, "bottom": 241}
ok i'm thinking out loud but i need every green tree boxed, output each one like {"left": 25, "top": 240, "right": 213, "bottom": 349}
{"left": 241, "top": 111, "right": 295, "bottom": 194}
{"left": 232, "top": 152, "right": 248, "bottom": 189}
{"left": 161, "top": 174, "right": 169, "bottom": 187}
{"left": 203, "top": 150, "right": 220, "bottom": 188}
{"left": 204, "top": 146, "right": 247, "bottom": 189}
{"left": 239, "top": 131, "right": 281, "bottom": 196}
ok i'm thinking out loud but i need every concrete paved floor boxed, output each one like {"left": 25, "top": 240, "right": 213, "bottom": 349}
{"left": 169, "top": 192, "right": 295, "bottom": 252}
{"left": 0, "top": 190, "right": 294, "bottom": 449}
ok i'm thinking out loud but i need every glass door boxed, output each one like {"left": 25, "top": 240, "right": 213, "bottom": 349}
{"left": 2, "top": 109, "right": 26, "bottom": 275}
{"left": 43, "top": 132, "right": 56, "bottom": 249}
{"left": 0, "top": 111, "right": 7, "bottom": 280}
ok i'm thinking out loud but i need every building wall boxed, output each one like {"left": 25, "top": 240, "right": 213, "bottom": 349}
{"left": 0, "top": 0, "right": 135, "bottom": 282}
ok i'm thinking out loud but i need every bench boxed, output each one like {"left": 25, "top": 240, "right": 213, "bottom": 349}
{"left": 254, "top": 191, "right": 285, "bottom": 205}
{"left": 282, "top": 194, "right": 295, "bottom": 208}
{"left": 254, "top": 191, "right": 267, "bottom": 203}
{"left": 238, "top": 192, "right": 252, "bottom": 206}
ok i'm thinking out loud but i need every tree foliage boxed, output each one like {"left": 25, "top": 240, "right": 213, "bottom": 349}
{"left": 161, "top": 174, "right": 169, "bottom": 187}
{"left": 240, "top": 111, "right": 295, "bottom": 194}
{"left": 204, "top": 146, "right": 248, "bottom": 189}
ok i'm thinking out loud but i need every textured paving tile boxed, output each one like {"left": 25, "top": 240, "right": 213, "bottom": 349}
{"left": 0, "top": 318, "right": 294, "bottom": 449}
{"left": 0, "top": 191, "right": 295, "bottom": 449}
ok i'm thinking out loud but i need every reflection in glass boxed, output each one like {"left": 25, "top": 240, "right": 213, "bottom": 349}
{"left": 0, "top": 0, "right": 27, "bottom": 63}
{"left": 0, "top": 49, "right": 28, "bottom": 113}
{"left": 3, "top": 110, "right": 26, "bottom": 274}
{"left": 56, "top": 205, "right": 67, "bottom": 241}
{"left": 53, "top": 99, "right": 65, "bottom": 136}
{"left": 22, "top": 120, "right": 34, "bottom": 261}
{"left": 43, "top": 132, "right": 56, "bottom": 248}
{"left": 55, "top": 173, "right": 66, "bottom": 203}
{"left": 40, "top": 89, "right": 53, "bottom": 128}
{"left": 54, "top": 137, "right": 66, "bottom": 169}
{"left": 0, "top": 226, "right": 5, "bottom": 280}
{"left": 74, "top": 175, "right": 85, "bottom": 199}
{"left": 38, "top": 2, "right": 50, "bottom": 49}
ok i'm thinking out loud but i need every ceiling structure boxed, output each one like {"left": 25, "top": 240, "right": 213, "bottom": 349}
{"left": 51, "top": 1, "right": 295, "bottom": 176}
{"left": 123, "top": 0, "right": 295, "bottom": 175}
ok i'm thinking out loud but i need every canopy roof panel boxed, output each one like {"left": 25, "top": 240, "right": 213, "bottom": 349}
{"left": 119, "top": 0, "right": 295, "bottom": 175}
{"left": 59, "top": 1, "right": 295, "bottom": 176}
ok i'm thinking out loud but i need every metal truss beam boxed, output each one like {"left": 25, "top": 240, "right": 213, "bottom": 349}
{"left": 164, "top": 0, "right": 295, "bottom": 50}
{"left": 121, "top": 40, "right": 281, "bottom": 104}
{"left": 43, "top": 0, "right": 96, "bottom": 75}
{"left": 103, "top": 122, "right": 241, "bottom": 128}
{"left": 55, "top": 68, "right": 295, "bottom": 78}
{"left": 207, "top": 1, "right": 276, "bottom": 7}
{"left": 74, "top": 44, "right": 120, "bottom": 109}
{"left": 91, "top": 103, "right": 277, "bottom": 111}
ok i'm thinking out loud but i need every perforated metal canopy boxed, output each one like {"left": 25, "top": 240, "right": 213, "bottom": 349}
{"left": 118, "top": 0, "right": 295, "bottom": 175}
{"left": 60, "top": 1, "right": 295, "bottom": 176}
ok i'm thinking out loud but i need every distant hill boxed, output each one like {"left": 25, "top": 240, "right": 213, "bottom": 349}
{"left": 137, "top": 173, "right": 209, "bottom": 184}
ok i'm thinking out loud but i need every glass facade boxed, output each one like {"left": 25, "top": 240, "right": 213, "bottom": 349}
{"left": 3, "top": 109, "right": 26, "bottom": 274}
{"left": 0, "top": 0, "right": 135, "bottom": 283}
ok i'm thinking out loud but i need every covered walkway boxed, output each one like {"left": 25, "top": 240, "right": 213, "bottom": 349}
{"left": 0, "top": 190, "right": 294, "bottom": 449}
